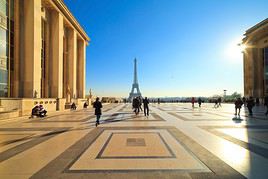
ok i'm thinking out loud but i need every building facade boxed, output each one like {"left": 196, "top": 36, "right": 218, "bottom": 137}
{"left": 0, "top": 0, "right": 89, "bottom": 116}
{"left": 242, "top": 18, "right": 268, "bottom": 99}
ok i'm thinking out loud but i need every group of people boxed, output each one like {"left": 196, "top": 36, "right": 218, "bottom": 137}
{"left": 70, "top": 102, "right": 89, "bottom": 110}
{"left": 191, "top": 97, "right": 205, "bottom": 108}
{"left": 92, "top": 96, "right": 150, "bottom": 127}
{"left": 31, "top": 105, "right": 47, "bottom": 118}
{"left": 234, "top": 96, "right": 256, "bottom": 117}
{"left": 31, "top": 101, "right": 89, "bottom": 118}
{"left": 132, "top": 96, "right": 150, "bottom": 116}
{"left": 193, "top": 97, "right": 222, "bottom": 108}
{"left": 30, "top": 95, "right": 268, "bottom": 127}
{"left": 213, "top": 97, "right": 222, "bottom": 108}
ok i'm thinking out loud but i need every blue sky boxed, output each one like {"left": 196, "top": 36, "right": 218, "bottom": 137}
{"left": 64, "top": 0, "right": 268, "bottom": 97}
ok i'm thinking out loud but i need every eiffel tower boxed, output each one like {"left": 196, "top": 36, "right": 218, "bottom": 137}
{"left": 128, "top": 58, "right": 142, "bottom": 102}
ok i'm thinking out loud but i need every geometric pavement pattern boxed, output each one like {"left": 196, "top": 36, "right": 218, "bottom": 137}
{"left": 0, "top": 103, "right": 268, "bottom": 178}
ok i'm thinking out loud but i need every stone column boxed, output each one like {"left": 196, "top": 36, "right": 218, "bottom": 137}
{"left": 252, "top": 48, "right": 261, "bottom": 97}
{"left": 23, "top": 0, "right": 42, "bottom": 98}
{"left": 13, "top": 0, "right": 20, "bottom": 97}
{"left": 67, "top": 28, "right": 77, "bottom": 99}
{"left": 49, "top": 10, "right": 64, "bottom": 98}
{"left": 44, "top": 10, "right": 50, "bottom": 98}
{"left": 243, "top": 48, "right": 253, "bottom": 97}
{"left": 255, "top": 48, "right": 264, "bottom": 98}
{"left": 77, "top": 40, "right": 86, "bottom": 98}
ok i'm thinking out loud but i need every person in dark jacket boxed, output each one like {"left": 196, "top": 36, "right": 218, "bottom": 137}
{"left": 264, "top": 96, "right": 268, "bottom": 116}
{"left": 218, "top": 97, "right": 222, "bottom": 107}
{"left": 214, "top": 98, "right": 218, "bottom": 108}
{"left": 242, "top": 97, "right": 246, "bottom": 106}
{"left": 191, "top": 97, "right": 195, "bottom": 108}
{"left": 39, "top": 105, "right": 47, "bottom": 117}
{"left": 247, "top": 97, "right": 255, "bottom": 116}
{"left": 93, "top": 97, "right": 102, "bottom": 127}
{"left": 198, "top": 97, "right": 202, "bottom": 107}
{"left": 71, "top": 102, "right": 77, "bottom": 110}
{"left": 31, "top": 105, "right": 47, "bottom": 118}
{"left": 143, "top": 97, "right": 150, "bottom": 116}
{"left": 234, "top": 98, "right": 243, "bottom": 116}
{"left": 132, "top": 97, "right": 140, "bottom": 115}
{"left": 256, "top": 97, "right": 260, "bottom": 106}
{"left": 83, "top": 102, "right": 88, "bottom": 108}
{"left": 138, "top": 96, "right": 143, "bottom": 112}
{"left": 31, "top": 105, "right": 40, "bottom": 118}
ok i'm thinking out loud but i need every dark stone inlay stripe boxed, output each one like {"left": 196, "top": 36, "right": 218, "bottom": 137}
{"left": 0, "top": 128, "right": 70, "bottom": 163}
{"left": 102, "top": 108, "right": 114, "bottom": 112}
{"left": 107, "top": 112, "right": 165, "bottom": 122}
{"left": 0, "top": 133, "right": 35, "bottom": 146}
{"left": 120, "top": 104, "right": 128, "bottom": 111}
{"left": 166, "top": 128, "right": 246, "bottom": 179}
{"left": 151, "top": 113, "right": 165, "bottom": 121}
{"left": 200, "top": 125, "right": 268, "bottom": 129}
{"left": 26, "top": 115, "right": 95, "bottom": 123}
{"left": 168, "top": 112, "right": 230, "bottom": 121}
{"left": 30, "top": 127, "right": 245, "bottom": 178}
{"left": 103, "top": 113, "right": 120, "bottom": 123}
{"left": 201, "top": 126, "right": 268, "bottom": 159}
{"left": 95, "top": 132, "right": 114, "bottom": 158}
{"left": 96, "top": 132, "right": 175, "bottom": 159}
{"left": 30, "top": 128, "right": 105, "bottom": 179}
{"left": 0, "top": 127, "right": 67, "bottom": 131}
{"left": 116, "top": 104, "right": 128, "bottom": 112}
{"left": 219, "top": 111, "right": 266, "bottom": 120}
{"left": 102, "top": 104, "right": 124, "bottom": 112}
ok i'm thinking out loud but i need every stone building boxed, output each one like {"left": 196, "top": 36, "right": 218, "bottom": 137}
{"left": 0, "top": 0, "right": 89, "bottom": 116}
{"left": 242, "top": 18, "right": 268, "bottom": 99}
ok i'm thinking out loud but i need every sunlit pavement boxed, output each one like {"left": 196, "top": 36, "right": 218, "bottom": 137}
{"left": 0, "top": 103, "right": 268, "bottom": 179}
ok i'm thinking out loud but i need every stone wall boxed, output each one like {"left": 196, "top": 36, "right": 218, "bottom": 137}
{"left": 0, "top": 98, "right": 68, "bottom": 117}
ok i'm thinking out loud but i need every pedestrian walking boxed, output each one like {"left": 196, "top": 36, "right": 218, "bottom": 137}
{"left": 256, "top": 97, "right": 260, "bottom": 106}
{"left": 132, "top": 97, "right": 140, "bottom": 115}
{"left": 198, "top": 97, "right": 202, "bottom": 107}
{"left": 264, "top": 96, "right": 268, "bottom": 116}
{"left": 234, "top": 97, "right": 243, "bottom": 116}
{"left": 138, "top": 96, "right": 143, "bottom": 111}
{"left": 214, "top": 99, "right": 218, "bottom": 108}
{"left": 218, "top": 97, "right": 222, "bottom": 107}
{"left": 143, "top": 97, "right": 150, "bottom": 116}
{"left": 242, "top": 97, "right": 246, "bottom": 106}
{"left": 247, "top": 97, "right": 255, "bottom": 116}
{"left": 191, "top": 97, "right": 195, "bottom": 108}
{"left": 93, "top": 97, "right": 102, "bottom": 127}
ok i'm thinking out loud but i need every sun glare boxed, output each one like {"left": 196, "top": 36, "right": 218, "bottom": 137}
{"left": 239, "top": 44, "right": 247, "bottom": 52}
{"left": 224, "top": 38, "right": 245, "bottom": 62}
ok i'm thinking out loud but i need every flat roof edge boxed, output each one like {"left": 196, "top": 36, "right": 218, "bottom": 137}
{"left": 245, "top": 18, "right": 268, "bottom": 35}
{"left": 53, "top": 0, "right": 90, "bottom": 42}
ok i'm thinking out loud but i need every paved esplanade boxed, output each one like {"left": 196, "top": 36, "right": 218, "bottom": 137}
{"left": 0, "top": 103, "right": 268, "bottom": 178}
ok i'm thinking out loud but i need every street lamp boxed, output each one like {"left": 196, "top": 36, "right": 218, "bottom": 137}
{"left": 223, "top": 90, "right": 227, "bottom": 101}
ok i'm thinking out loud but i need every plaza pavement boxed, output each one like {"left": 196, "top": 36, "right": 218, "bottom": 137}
{"left": 0, "top": 103, "right": 268, "bottom": 178}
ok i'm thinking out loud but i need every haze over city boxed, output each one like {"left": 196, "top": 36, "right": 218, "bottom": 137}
{"left": 64, "top": 0, "right": 268, "bottom": 97}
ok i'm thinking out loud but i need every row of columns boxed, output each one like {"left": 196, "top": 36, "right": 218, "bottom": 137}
{"left": 13, "top": 0, "right": 86, "bottom": 99}
{"left": 244, "top": 47, "right": 264, "bottom": 97}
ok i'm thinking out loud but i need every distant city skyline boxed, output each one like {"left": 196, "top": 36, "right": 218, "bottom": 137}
{"left": 64, "top": 0, "right": 268, "bottom": 98}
